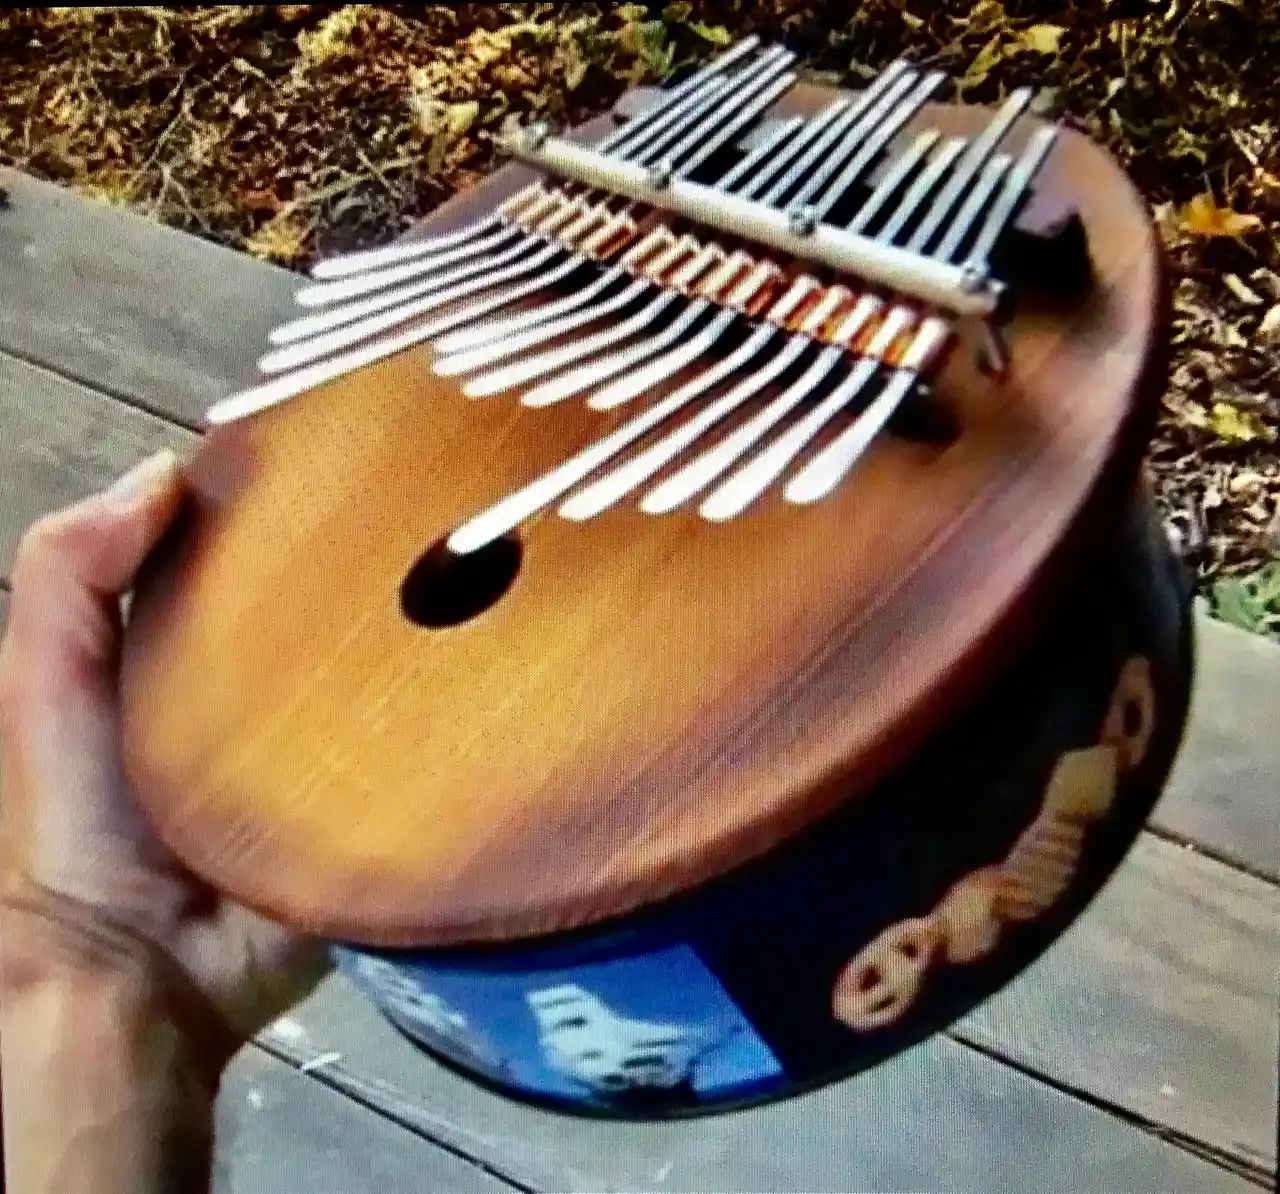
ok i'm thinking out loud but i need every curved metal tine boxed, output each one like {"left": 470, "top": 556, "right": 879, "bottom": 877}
{"left": 464, "top": 285, "right": 689, "bottom": 398}
{"left": 757, "top": 67, "right": 919, "bottom": 208}
{"left": 561, "top": 329, "right": 816, "bottom": 520}
{"left": 697, "top": 306, "right": 915, "bottom": 521}
{"left": 208, "top": 313, "right": 458, "bottom": 427}
{"left": 641, "top": 298, "right": 883, "bottom": 514}
{"left": 738, "top": 59, "right": 913, "bottom": 202}
{"left": 638, "top": 45, "right": 794, "bottom": 170}
{"left": 433, "top": 263, "right": 625, "bottom": 357}
{"left": 874, "top": 138, "right": 968, "bottom": 245}
{"left": 307, "top": 36, "right": 762, "bottom": 281}
{"left": 904, "top": 87, "right": 1035, "bottom": 255}
{"left": 784, "top": 317, "right": 953, "bottom": 503}
{"left": 844, "top": 129, "right": 943, "bottom": 235}
{"left": 808, "top": 70, "right": 948, "bottom": 221}
{"left": 521, "top": 248, "right": 760, "bottom": 408}
{"left": 258, "top": 240, "right": 574, "bottom": 374}
{"left": 965, "top": 125, "right": 1059, "bottom": 266}
{"left": 294, "top": 211, "right": 538, "bottom": 308}
{"left": 434, "top": 233, "right": 691, "bottom": 376}
{"left": 281, "top": 221, "right": 566, "bottom": 343}
{"left": 639, "top": 343, "right": 844, "bottom": 514}
{"left": 428, "top": 220, "right": 664, "bottom": 357}
{"left": 445, "top": 319, "right": 787, "bottom": 556}
{"left": 262, "top": 201, "right": 625, "bottom": 363}
{"left": 523, "top": 294, "right": 716, "bottom": 408}
{"left": 435, "top": 274, "right": 650, "bottom": 379}
{"left": 586, "top": 264, "right": 807, "bottom": 413}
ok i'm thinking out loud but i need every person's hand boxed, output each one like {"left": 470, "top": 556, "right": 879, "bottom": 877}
{"left": 0, "top": 449, "right": 331, "bottom": 1061}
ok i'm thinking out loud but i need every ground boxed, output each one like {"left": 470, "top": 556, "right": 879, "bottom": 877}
{"left": 2, "top": 3, "right": 1277, "bottom": 634}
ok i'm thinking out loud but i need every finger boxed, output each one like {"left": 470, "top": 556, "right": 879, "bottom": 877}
{"left": 1, "top": 450, "right": 185, "bottom": 685}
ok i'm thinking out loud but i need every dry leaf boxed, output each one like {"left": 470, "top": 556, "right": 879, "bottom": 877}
{"left": 1257, "top": 304, "right": 1280, "bottom": 345}
{"left": 1224, "top": 273, "right": 1264, "bottom": 304}
{"left": 1018, "top": 24, "right": 1067, "bottom": 55}
{"left": 1178, "top": 193, "right": 1264, "bottom": 239}
{"left": 1208, "top": 402, "right": 1273, "bottom": 444}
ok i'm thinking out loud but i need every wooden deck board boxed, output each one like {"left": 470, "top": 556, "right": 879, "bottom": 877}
{"left": 0, "top": 352, "right": 193, "bottom": 573}
{"left": 264, "top": 978, "right": 1259, "bottom": 1194}
{"left": 2, "top": 168, "right": 1278, "bottom": 1191}
{"left": 216, "top": 1047, "right": 519, "bottom": 1194}
{"left": 954, "top": 832, "right": 1279, "bottom": 1176}
{"left": 0, "top": 166, "right": 295, "bottom": 425}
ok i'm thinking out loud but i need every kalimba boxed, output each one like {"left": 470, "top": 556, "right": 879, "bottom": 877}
{"left": 120, "top": 38, "right": 1193, "bottom": 1115}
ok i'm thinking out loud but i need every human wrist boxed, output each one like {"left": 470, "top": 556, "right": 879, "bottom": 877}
{"left": 1, "top": 881, "right": 237, "bottom": 1194}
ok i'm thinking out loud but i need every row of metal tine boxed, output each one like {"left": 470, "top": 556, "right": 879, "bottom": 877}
{"left": 208, "top": 38, "right": 1058, "bottom": 549}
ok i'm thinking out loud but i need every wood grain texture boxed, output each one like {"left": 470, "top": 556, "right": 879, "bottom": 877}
{"left": 0, "top": 352, "right": 194, "bottom": 576}
{"left": 216, "top": 1046, "right": 519, "bottom": 1194}
{"left": 263, "top": 978, "right": 1259, "bottom": 1194}
{"left": 954, "top": 832, "right": 1280, "bottom": 1180}
{"left": 118, "top": 98, "right": 1170, "bottom": 946}
{"left": 1153, "top": 611, "right": 1280, "bottom": 881}
{"left": 0, "top": 165, "right": 297, "bottom": 425}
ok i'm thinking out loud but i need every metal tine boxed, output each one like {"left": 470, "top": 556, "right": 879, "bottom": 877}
{"left": 904, "top": 87, "right": 1035, "bottom": 255}
{"left": 714, "top": 114, "right": 807, "bottom": 193}
{"left": 445, "top": 314, "right": 795, "bottom": 556}
{"left": 783, "top": 317, "right": 952, "bottom": 503}
{"left": 521, "top": 245, "right": 732, "bottom": 408}
{"left": 434, "top": 232, "right": 690, "bottom": 378}
{"left": 933, "top": 152, "right": 1013, "bottom": 261}
{"left": 697, "top": 305, "right": 915, "bottom": 521}
{"left": 645, "top": 46, "right": 795, "bottom": 171}
{"left": 638, "top": 345, "right": 845, "bottom": 513}
{"left": 577, "top": 261, "right": 795, "bottom": 412}
{"left": 560, "top": 301, "right": 821, "bottom": 519}
{"left": 703, "top": 133, "right": 1045, "bottom": 513}
{"left": 874, "top": 137, "right": 967, "bottom": 244}
{"left": 209, "top": 233, "right": 664, "bottom": 425}
{"left": 260, "top": 202, "right": 628, "bottom": 370}
{"left": 640, "top": 124, "right": 962, "bottom": 515}
{"left": 738, "top": 60, "right": 911, "bottom": 203}
{"left": 671, "top": 70, "right": 796, "bottom": 179}
{"left": 307, "top": 35, "right": 762, "bottom": 280}
{"left": 757, "top": 69, "right": 918, "bottom": 209}
{"left": 638, "top": 298, "right": 881, "bottom": 514}
{"left": 259, "top": 239, "right": 560, "bottom": 371}
{"left": 966, "top": 125, "right": 1058, "bottom": 265}
{"left": 462, "top": 243, "right": 739, "bottom": 398}
{"left": 844, "top": 129, "right": 943, "bottom": 234}
{"left": 808, "top": 70, "right": 947, "bottom": 221}
{"left": 294, "top": 51, "right": 784, "bottom": 307}
{"left": 430, "top": 225, "right": 674, "bottom": 358}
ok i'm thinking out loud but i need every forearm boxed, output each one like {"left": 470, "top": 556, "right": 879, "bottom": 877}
{"left": 1, "top": 889, "right": 235, "bottom": 1194}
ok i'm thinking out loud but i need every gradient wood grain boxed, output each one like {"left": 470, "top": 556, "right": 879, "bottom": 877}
{"left": 119, "top": 91, "right": 1168, "bottom": 946}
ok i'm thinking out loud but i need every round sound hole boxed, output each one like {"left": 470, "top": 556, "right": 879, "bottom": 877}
{"left": 400, "top": 535, "right": 522, "bottom": 628}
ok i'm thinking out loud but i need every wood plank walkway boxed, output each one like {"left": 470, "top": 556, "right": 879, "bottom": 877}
{"left": 2, "top": 163, "right": 1276, "bottom": 1193}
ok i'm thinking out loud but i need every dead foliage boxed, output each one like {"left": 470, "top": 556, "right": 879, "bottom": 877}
{"left": 1, "top": 3, "right": 1277, "bottom": 631}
